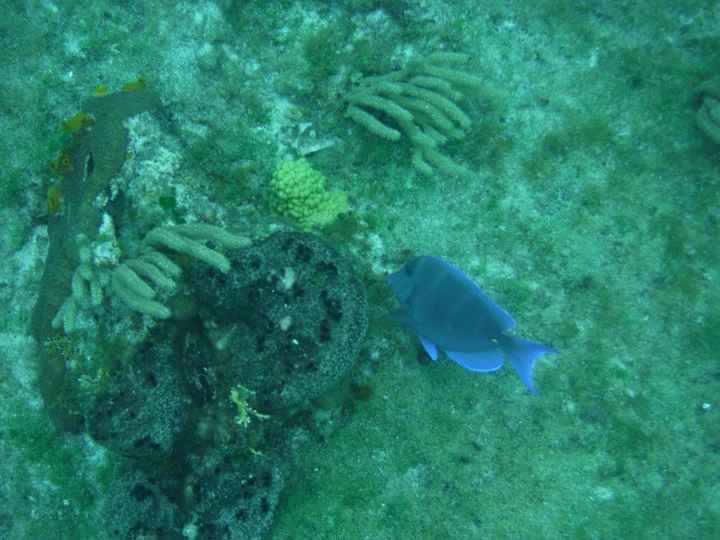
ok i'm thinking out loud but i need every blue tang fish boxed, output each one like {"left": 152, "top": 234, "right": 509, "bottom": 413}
{"left": 387, "top": 256, "right": 557, "bottom": 393}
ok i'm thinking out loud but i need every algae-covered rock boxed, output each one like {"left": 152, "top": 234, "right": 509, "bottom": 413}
{"left": 186, "top": 452, "right": 284, "bottom": 540}
{"left": 189, "top": 231, "right": 368, "bottom": 408}
{"left": 31, "top": 89, "right": 162, "bottom": 431}
{"left": 85, "top": 325, "right": 188, "bottom": 460}
{"left": 101, "top": 467, "right": 181, "bottom": 538}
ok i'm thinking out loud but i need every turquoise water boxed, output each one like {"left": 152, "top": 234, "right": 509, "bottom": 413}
{"left": 0, "top": 2, "right": 718, "bottom": 538}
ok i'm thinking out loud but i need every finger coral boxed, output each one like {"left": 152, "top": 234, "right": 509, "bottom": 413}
{"left": 111, "top": 223, "right": 249, "bottom": 319}
{"left": 345, "top": 51, "right": 482, "bottom": 178}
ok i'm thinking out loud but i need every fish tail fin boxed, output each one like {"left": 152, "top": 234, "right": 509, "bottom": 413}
{"left": 506, "top": 337, "right": 557, "bottom": 394}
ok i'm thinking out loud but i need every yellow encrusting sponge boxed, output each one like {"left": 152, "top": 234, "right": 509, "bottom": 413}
{"left": 270, "top": 159, "right": 348, "bottom": 229}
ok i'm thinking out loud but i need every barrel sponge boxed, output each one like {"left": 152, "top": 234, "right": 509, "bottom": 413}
{"left": 270, "top": 159, "right": 348, "bottom": 229}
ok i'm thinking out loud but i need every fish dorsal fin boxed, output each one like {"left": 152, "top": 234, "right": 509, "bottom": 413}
{"left": 438, "top": 257, "right": 516, "bottom": 331}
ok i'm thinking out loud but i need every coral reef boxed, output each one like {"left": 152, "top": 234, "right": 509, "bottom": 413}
{"left": 28, "top": 83, "right": 369, "bottom": 538}
{"left": 78, "top": 231, "right": 366, "bottom": 537}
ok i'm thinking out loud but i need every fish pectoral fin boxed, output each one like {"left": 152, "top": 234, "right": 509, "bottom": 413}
{"left": 420, "top": 336, "right": 439, "bottom": 361}
{"left": 446, "top": 349, "right": 503, "bottom": 372}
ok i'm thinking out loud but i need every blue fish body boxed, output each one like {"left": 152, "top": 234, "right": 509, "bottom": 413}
{"left": 387, "top": 256, "right": 557, "bottom": 393}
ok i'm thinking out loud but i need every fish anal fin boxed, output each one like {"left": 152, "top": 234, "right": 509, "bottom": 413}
{"left": 446, "top": 349, "right": 504, "bottom": 372}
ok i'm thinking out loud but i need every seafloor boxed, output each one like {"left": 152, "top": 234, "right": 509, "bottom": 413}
{"left": 0, "top": 1, "right": 718, "bottom": 539}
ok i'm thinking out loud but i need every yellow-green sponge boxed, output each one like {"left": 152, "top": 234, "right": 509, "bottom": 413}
{"left": 270, "top": 159, "right": 348, "bottom": 229}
